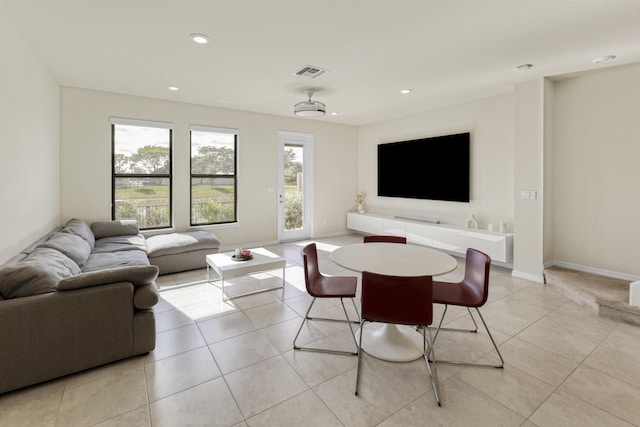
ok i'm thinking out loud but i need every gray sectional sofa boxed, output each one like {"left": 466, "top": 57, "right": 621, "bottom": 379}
{"left": 0, "top": 219, "right": 160, "bottom": 394}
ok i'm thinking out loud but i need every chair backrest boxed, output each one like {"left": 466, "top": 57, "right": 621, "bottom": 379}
{"left": 363, "top": 235, "right": 407, "bottom": 244}
{"left": 361, "top": 271, "right": 433, "bottom": 326}
{"left": 301, "top": 243, "right": 322, "bottom": 294}
{"left": 462, "top": 248, "right": 491, "bottom": 307}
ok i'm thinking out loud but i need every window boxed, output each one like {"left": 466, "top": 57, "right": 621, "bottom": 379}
{"left": 111, "top": 118, "right": 172, "bottom": 229}
{"left": 190, "top": 126, "right": 237, "bottom": 225}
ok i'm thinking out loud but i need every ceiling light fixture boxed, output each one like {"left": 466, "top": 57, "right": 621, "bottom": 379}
{"left": 189, "top": 33, "right": 209, "bottom": 44}
{"left": 167, "top": 86, "right": 179, "bottom": 91}
{"left": 514, "top": 63, "right": 534, "bottom": 72}
{"left": 294, "top": 89, "right": 326, "bottom": 117}
{"left": 593, "top": 55, "right": 616, "bottom": 64}
{"left": 400, "top": 89, "right": 412, "bottom": 94}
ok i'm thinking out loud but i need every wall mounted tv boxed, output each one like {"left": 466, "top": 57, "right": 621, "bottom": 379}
{"left": 377, "top": 132, "right": 470, "bottom": 202}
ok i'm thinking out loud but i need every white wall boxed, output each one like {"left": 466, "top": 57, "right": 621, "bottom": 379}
{"left": 0, "top": 5, "right": 60, "bottom": 264}
{"left": 357, "top": 94, "right": 515, "bottom": 230}
{"left": 512, "top": 79, "right": 547, "bottom": 282}
{"left": 60, "top": 87, "right": 357, "bottom": 249}
{"left": 551, "top": 63, "right": 640, "bottom": 277}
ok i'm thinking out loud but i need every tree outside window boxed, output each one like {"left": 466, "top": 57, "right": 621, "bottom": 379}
{"left": 283, "top": 145, "right": 303, "bottom": 230}
{"left": 112, "top": 120, "right": 172, "bottom": 229}
{"left": 191, "top": 127, "right": 237, "bottom": 225}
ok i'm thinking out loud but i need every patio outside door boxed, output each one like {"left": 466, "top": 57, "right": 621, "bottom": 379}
{"left": 277, "top": 131, "right": 313, "bottom": 242}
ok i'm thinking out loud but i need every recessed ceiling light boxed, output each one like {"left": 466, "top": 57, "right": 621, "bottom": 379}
{"left": 400, "top": 89, "right": 412, "bottom": 94}
{"left": 189, "top": 33, "right": 209, "bottom": 44}
{"left": 593, "top": 55, "right": 616, "bottom": 64}
{"left": 514, "top": 64, "right": 534, "bottom": 72}
{"left": 167, "top": 86, "right": 179, "bottom": 91}
{"left": 330, "top": 112, "right": 339, "bottom": 116}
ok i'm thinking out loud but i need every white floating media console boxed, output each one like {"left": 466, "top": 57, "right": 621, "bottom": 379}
{"left": 347, "top": 212, "right": 513, "bottom": 264}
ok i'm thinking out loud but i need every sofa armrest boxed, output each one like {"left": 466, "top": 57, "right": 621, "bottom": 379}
{"left": 133, "top": 283, "right": 159, "bottom": 309}
{"left": 57, "top": 265, "right": 159, "bottom": 291}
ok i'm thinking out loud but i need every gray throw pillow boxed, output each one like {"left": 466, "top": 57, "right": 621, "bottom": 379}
{"left": 57, "top": 265, "right": 159, "bottom": 291}
{"left": 61, "top": 219, "right": 95, "bottom": 250}
{"left": 0, "top": 248, "right": 81, "bottom": 299}
{"left": 39, "top": 232, "right": 92, "bottom": 270}
{"left": 91, "top": 220, "right": 140, "bottom": 239}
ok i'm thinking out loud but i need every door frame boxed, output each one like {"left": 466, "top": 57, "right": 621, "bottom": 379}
{"left": 277, "top": 131, "right": 314, "bottom": 242}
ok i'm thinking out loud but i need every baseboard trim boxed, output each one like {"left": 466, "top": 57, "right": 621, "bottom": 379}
{"left": 511, "top": 270, "right": 545, "bottom": 283}
{"left": 219, "top": 239, "right": 279, "bottom": 253}
{"left": 312, "top": 230, "right": 352, "bottom": 239}
{"left": 544, "top": 260, "right": 640, "bottom": 282}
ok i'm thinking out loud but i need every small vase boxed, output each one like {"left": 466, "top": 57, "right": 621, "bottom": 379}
{"left": 466, "top": 214, "right": 478, "bottom": 229}
{"left": 357, "top": 203, "right": 366, "bottom": 214}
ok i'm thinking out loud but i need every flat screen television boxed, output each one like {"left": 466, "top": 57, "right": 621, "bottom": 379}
{"left": 377, "top": 132, "right": 470, "bottom": 202}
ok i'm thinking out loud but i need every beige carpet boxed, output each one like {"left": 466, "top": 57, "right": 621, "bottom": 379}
{"left": 544, "top": 266, "right": 640, "bottom": 326}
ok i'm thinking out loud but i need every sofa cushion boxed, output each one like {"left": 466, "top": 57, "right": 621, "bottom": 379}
{"left": 92, "top": 234, "right": 148, "bottom": 254}
{"left": 83, "top": 250, "right": 150, "bottom": 272}
{"left": 61, "top": 219, "right": 95, "bottom": 250}
{"left": 38, "top": 232, "right": 92, "bottom": 270}
{"left": 57, "top": 265, "right": 159, "bottom": 291}
{"left": 146, "top": 231, "right": 221, "bottom": 257}
{"left": 91, "top": 220, "right": 140, "bottom": 239}
{"left": 0, "top": 248, "right": 81, "bottom": 299}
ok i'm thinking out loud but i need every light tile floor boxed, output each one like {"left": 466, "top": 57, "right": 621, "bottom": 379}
{"left": 2, "top": 234, "right": 640, "bottom": 426}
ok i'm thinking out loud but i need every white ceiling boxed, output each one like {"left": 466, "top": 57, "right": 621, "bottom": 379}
{"left": 5, "top": 0, "right": 640, "bottom": 126}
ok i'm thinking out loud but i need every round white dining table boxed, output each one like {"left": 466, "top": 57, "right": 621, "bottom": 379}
{"left": 331, "top": 242, "right": 457, "bottom": 362}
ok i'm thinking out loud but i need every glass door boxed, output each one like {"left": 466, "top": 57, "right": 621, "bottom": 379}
{"left": 277, "top": 131, "right": 313, "bottom": 242}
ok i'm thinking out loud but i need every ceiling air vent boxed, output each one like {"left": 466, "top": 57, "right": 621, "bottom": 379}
{"left": 295, "top": 65, "right": 329, "bottom": 79}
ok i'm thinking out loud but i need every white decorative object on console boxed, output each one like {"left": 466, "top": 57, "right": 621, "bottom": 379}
{"left": 355, "top": 191, "right": 367, "bottom": 214}
{"left": 466, "top": 214, "right": 478, "bottom": 229}
{"left": 347, "top": 212, "right": 513, "bottom": 264}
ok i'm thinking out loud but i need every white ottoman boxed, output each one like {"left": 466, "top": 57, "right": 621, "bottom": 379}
{"left": 146, "top": 231, "right": 221, "bottom": 275}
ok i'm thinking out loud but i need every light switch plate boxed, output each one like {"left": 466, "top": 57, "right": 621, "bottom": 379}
{"left": 521, "top": 190, "right": 537, "bottom": 200}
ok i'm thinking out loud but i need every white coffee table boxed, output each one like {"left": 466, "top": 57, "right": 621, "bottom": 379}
{"left": 206, "top": 247, "right": 286, "bottom": 301}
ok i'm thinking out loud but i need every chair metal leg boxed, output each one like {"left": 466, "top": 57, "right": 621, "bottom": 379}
{"left": 350, "top": 297, "right": 362, "bottom": 323}
{"left": 354, "top": 319, "right": 366, "bottom": 396}
{"left": 293, "top": 297, "right": 359, "bottom": 356}
{"left": 474, "top": 308, "right": 504, "bottom": 368}
{"left": 423, "top": 324, "right": 441, "bottom": 406}
{"left": 341, "top": 298, "right": 360, "bottom": 351}
{"left": 431, "top": 305, "right": 504, "bottom": 369}
{"left": 356, "top": 319, "right": 442, "bottom": 406}
{"left": 433, "top": 305, "right": 478, "bottom": 335}
{"left": 305, "top": 297, "right": 360, "bottom": 325}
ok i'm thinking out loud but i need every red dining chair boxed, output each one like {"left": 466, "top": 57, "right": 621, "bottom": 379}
{"left": 293, "top": 243, "right": 360, "bottom": 356}
{"left": 355, "top": 271, "right": 441, "bottom": 406}
{"left": 363, "top": 235, "right": 407, "bottom": 244}
{"left": 432, "top": 248, "right": 504, "bottom": 368}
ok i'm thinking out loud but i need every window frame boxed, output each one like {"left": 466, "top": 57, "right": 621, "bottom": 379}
{"left": 111, "top": 118, "right": 173, "bottom": 230}
{"left": 189, "top": 125, "right": 238, "bottom": 226}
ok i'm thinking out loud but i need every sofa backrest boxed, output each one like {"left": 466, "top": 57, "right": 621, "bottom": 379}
{"left": 0, "top": 219, "right": 148, "bottom": 300}
{"left": 0, "top": 219, "right": 93, "bottom": 299}
{"left": 0, "top": 247, "right": 81, "bottom": 299}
